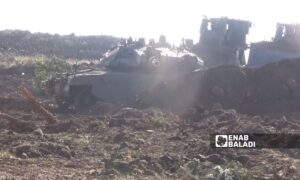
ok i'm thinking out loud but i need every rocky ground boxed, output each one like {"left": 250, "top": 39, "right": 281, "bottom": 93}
{"left": 0, "top": 61, "right": 300, "bottom": 179}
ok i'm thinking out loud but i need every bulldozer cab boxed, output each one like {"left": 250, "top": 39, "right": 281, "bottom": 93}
{"left": 247, "top": 23, "right": 300, "bottom": 68}
{"left": 200, "top": 17, "right": 250, "bottom": 48}
{"left": 274, "top": 23, "right": 300, "bottom": 45}
{"left": 196, "top": 17, "right": 251, "bottom": 68}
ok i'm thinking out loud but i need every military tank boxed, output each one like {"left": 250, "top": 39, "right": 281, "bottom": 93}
{"left": 46, "top": 37, "right": 204, "bottom": 109}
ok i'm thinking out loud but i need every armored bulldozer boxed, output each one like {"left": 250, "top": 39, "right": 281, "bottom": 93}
{"left": 247, "top": 23, "right": 300, "bottom": 68}
{"left": 46, "top": 38, "right": 204, "bottom": 109}
{"left": 194, "top": 17, "right": 252, "bottom": 68}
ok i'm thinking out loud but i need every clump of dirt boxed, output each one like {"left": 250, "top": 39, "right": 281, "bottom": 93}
{"left": 0, "top": 129, "right": 74, "bottom": 159}
{"left": 12, "top": 142, "right": 41, "bottom": 158}
{"left": 11, "top": 142, "right": 73, "bottom": 159}
{"left": 44, "top": 120, "right": 82, "bottom": 133}
{"left": 7, "top": 118, "right": 38, "bottom": 133}
{"left": 77, "top": 102, "right": 124, "bottom": 116}
{"left": 36, "top": 142, "right": 73, "bottom": 158}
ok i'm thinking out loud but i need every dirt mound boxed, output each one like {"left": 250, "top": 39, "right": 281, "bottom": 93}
{"left": 0, "top": 104, "right": 299, "bottom": 179}
{"left": 0, "top": 129, "right": 74, "bottom": 159}
{"left": 198, "top": 65, "right": 252, "bottom": 108}
{"left": 188, "top": 106, "right": 300, "bottom": 135}
{"left": 77, "top": 102, "right": 124, "bottom": 116}
{"left": 252, "top": 59, "right": 300, "bottom": 102}
{"left": 97, "top": 107, "right": 299, "bottom": 179}
{"left": 44, "top": 120, "right": 82, "bottom": 133}
{"left": 11, "top": 142, "right": 73, "bottom": 159}
{"left": 196, "top": 59, "right": 300, "bottom": 115}
{"left": 108, "top": 107, "right": 179, "bottom": 130}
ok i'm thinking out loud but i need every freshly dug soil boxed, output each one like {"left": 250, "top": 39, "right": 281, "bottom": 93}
{"left": 0, "top": 60, "right": 300, "bottom": 179}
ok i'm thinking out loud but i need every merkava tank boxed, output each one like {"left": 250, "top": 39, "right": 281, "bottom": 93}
{"left": 247, "top": 23, "right": 300, "bottom": 68}
{"left": 193, "top": 17, "right": 252, "bottom": 68}
{"left": 46, "top": 37, "right": 204, "bottom": 109}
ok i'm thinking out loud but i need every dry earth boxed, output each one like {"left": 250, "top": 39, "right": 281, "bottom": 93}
{"left": 0, "top": 61, "right": 300, "bottom": 179}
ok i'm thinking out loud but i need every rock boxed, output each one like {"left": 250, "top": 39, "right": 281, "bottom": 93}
{"left": 137, "top": 138, "right": 146, "bottom": 144}
{"left": 29, "top": 150, "right": 42, "bottom": 158}
{"left": 251, "top": 124, "right": 267, "bottom": 134}
{"left": 58, "top": 147, "right": 72, "bottom": 159}
{"left": 286, "top": 78, "right": 298, "bottom": 89}
{"left": 37, "top": 147, "right": 50, "bottom": 155}
{"left": 12, "top": 143, "right": 40, "bottom": 158}
{"left": 38, "top": 142, "right": 73, "bottom": 158}
{"left": 88, "top": 169, "right": 100, "bottom": 176}
{"left": 213, "top": 165, "right": 223, "bottom": 174}
{"left": 111, "top": 160, "right": 131, "bottom": 174}
{"left": 211, "top": 103, "right": 223, "bottom": 111}
{"left": 159, "top": 154, "right": 180, "bottom": 173}
{"left": 212, "top": 86, "right": 225, "bottom": 97}
{"left": 100, "top": 168, "right": 120, "bottom": 176}
{"left": 207, "top": 154, "right": 226, "bottom": 164}
{"left": 195, "top": 154, "right": 207, "bottom": 161}
{"left": 119, "top": 141, "right": 133, "bottom": 149}
{"left": 14, "top": 143, "right": 32, "bottom": 157}
{"left": 236, "top": 155, "right": 250, "bottom": 164}
{"left": 20, "top": 152, "right": 28, "bottom": 159}
{"left": 139, "top": 159, "right": 148, "bottom": 165}
{"left": 289, "top": 164, "right": 296, "bottom": 173}
{"left": 146, "top": 130, "right": 154, "bottom": 133}
{"left": 33, "top": 128, "right": 44, "bottom": 137}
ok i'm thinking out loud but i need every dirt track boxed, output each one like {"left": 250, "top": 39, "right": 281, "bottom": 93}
{"left": 0, "top": 60, "right": 300, "bottom": 179}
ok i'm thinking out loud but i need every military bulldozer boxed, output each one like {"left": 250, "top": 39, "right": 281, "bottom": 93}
{"left": 46, "top": 38, "right": 204, "bottom": 109}
{"left": 193, "top": 17, "right": 252, "bottom": 68}
{"left": 247, "top": 23, "right": 300, "bottom": 68}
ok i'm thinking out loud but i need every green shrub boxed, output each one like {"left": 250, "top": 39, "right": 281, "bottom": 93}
{"left": 226, "top": 161, "right": 251, "bottom": 180}
{"left": 34, "top": 55, "right": 71, "bottom": 93}
{"left": 213, "top": 161, "right": 251, "bottom": 180}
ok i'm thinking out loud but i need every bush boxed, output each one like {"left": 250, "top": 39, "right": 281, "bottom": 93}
{"left": 213, "top": 161, "right": 251, "bottom": 180}
{"left": 34, "top": 56, "right": 71, "bottom": 93}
